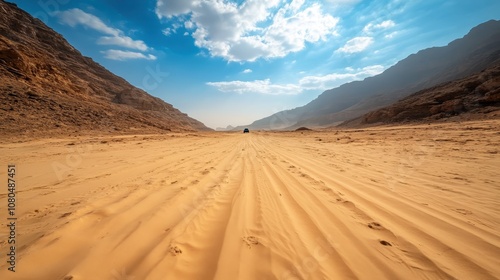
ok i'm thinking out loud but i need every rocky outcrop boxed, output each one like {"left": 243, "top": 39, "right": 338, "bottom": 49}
{"left": 0, "top": 1, "right": 210, "bottom": 138}
{"left": 340, "top": 64, "right": 500, "bottom": 127}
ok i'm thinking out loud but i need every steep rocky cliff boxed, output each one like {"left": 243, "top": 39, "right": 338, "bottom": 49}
{"left": 0, "top": 1, "right": 210, "bottom": 138}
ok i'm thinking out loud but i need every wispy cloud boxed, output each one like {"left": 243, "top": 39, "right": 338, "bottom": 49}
{"left": 156, "top": 0, "right": 339, "bottom": 62}
{"left": 101, "top": 50, "right": 157, "bottom": 61}
{"left": 54, "top": 8, "right": 153, "bottom": 59}
{"left": 207, "top": 65, "right": 384, "bottom": 95}
{"left": 54, "top": 8, "right": 119, "bottom": 36}
{"left": 162, "top": 23, "right": 182, "bottom": 37}
{"left": 324, "top": 0, "right": 361, "bottom": 5}
{"left": 207, "top": 79, "right": 301, "bottom": 95}
{"left": 242, "top": 69, "right": 252, "bottom": 74}
{"left": 97, "top": 36, "right": 148, "bottom": 51}
{"left": 336, "top": 37, "right": 374, "bottom": 54}
{"left": 298, "top": 65, "right": 384, "bottom": 89}
{"left": 363, "top": 20, "right": 396, "bottom": 33}
{"left": 162, "top": 28, "right": 173, "bottom": 36}
{"left": 385, "top": 31, "right": 399, "bottom": 39}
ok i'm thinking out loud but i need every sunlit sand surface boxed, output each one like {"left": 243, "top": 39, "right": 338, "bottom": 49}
{"left": 0, "top": 120, "right": 499, "bottom": 280}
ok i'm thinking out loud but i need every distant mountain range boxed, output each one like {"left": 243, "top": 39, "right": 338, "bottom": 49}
{"left": 0, "top": 1, "right": 210, "bottom": 138}
{"left": 341, "top": 64, "right": 500, "bottom": 127}
{"left": 237, "top": 20, "right": 500, "bottom": 130}
{"left": 215, "top": 125, "right": 235, "bottom": 131}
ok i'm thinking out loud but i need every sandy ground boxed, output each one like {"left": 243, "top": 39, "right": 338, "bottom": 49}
{"left": 0, "top": 120, "right": 499, "bottom": 280}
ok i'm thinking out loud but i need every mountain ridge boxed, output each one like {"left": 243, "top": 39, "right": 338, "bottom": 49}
{"left": 339, "top": 63, "right": 500, "bottom": 127}
{"left": 0, "top": 0, "right": 210, "bottom": 138}
{"left": 236, "top": 20, "right": 500, "bottom": 131}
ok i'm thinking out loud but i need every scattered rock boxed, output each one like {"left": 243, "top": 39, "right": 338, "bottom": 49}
{"left": 59, "top": 212, "right": 72, "bottom": 218}
{"left": 379, "top": 240, "right": 392, "bottom": 246}
{"left": 169, "top": 245, "right": 182, "bottom": 256}
{"left": 243, "top": 236, "right": 259, "bottom": 248}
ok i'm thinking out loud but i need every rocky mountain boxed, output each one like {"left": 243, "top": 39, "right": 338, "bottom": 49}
{"left": 239, "top": 20, "right": 500, "bottom": 130}
{"left": 340, "top": 63, "right": 500, "bottom": 127}
{"left": 0, "top": 0, "right": 210, "bottom": 138}
{"left": 215, "top": 125, "right": 235, "bottom": 131}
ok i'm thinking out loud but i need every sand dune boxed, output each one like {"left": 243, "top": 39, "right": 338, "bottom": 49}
{"left": 0, "top": 121, "right": 499, "bottom": 280}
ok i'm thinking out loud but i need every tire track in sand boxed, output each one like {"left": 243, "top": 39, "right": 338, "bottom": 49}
{"left": 1, "top": 128, "right": 498, "bottom": 280}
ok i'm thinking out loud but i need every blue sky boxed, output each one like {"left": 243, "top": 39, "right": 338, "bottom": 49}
{"left": 10, "top": 0, "right": 500, "bottom": 129}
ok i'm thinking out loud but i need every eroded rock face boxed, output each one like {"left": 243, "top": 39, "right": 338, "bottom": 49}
{"left": 347, "top": 65, "right": 500, "bottom": 126}
{"left": 0, "top": 1, "right": 210, "bottom": 138}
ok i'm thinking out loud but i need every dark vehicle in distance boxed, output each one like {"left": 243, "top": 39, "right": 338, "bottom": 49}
{"left": 243, "top": 128, "right": 249, "bottom": 133}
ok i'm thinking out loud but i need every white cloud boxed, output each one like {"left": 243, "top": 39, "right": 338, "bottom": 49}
{"left": 101, "top": 50, "right": 157, "bottom": 61}
{"left": 242, "top": 69, "right": 252, "bottom": 74}
{"left": 207, "top": 79, "right": 302, "bottom": 95}
{"left": 385, "top": 31, "right": 398, "bottom": 39}
{"left": 54, "top": 8, "right": 119, "bottom": 36}
{"left": 156, "top": 0, "right": 339, "bottom": 62}
{"left": 155, "top": 0, "right": 198, "bottom": 18}
{"left": 363, "top": 20, "right": 396, "bottom": 33}
{"left": 336, "top": 36, "right": 373, "bottom": 54}
{"left": 324, "top": 0, "right": 361, "bottom": 5}
{"left": 162, "top": 23, "right": 183, "bottom": 37}
{"left": 298, "top": 65, "right": 384, "bottom": 89}
{"left": 162, "top": 28, "right": 173, "bottom": 36}
{"left": 207, "top": 65, "right": 384, "bottom": 95}
{"left": 377, "top": 20, "right": 396, "bottom": 29}
{"left": 184, "top": 21, "right": 194, "bottom": 29}
{"left": 97, "top": 36, "right": 148, "bottom": 51}
{"left": 289, "top": 0, "right": 306, "bottom": 12}
{"left": 55, "top": 9, "right": 151, "bottom": 52}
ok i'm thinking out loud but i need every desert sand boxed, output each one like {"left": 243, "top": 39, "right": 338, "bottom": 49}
{"left": 0, "top": 120, "right": 499, "bottom": 280}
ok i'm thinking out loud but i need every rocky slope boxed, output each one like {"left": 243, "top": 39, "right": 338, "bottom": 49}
{"left": 340, "top": 63, "right": 500, "bottom": 127}
{"left": 0, "top": 1, "right": 210, "bottom": 139}
{"left": 239, "top": 20, "right": 500, "bottom": 130}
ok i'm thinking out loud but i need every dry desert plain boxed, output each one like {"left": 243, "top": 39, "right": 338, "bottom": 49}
{"left": 0, "top": 120, "right": 499, "bottom": 280}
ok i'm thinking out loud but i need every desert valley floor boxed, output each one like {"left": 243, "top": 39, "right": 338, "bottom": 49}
{"left": 0, "top": 120, "right": 499, "bottom": 280}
